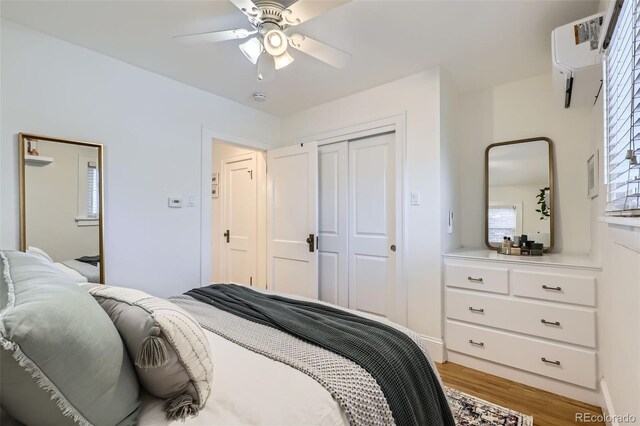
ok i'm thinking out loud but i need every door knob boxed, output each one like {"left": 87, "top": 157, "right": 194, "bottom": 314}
{"left": 306, "top": 234, "right": 315, "bottom": 253}
{"left": 390, "top": 244, "right": 396, "bottom": 252}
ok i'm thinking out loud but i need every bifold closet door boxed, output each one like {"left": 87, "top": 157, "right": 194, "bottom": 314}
{"left": 318, "top": 142, "right": 348, "bottom": 306}
{"left": 266, "top": 142, "right": 319, "bottom": 299}
{"left": 348, "top": 132, "right": 396, "bottom": 317}
{"left": 222, "top": 153, "right": 257, "bottom": 286}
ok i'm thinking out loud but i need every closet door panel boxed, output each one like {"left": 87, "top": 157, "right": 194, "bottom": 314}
{"left": 318, "top": 142, "right": 348, "bottom": 306}
{"left": 348, "top": 133, "right": 395, "bottom": 317}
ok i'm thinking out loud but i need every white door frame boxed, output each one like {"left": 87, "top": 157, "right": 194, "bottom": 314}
{"left": 200, "top": 126, "right": 273, "bottom": 287}
{"left": 296, "top": 114, "right": 408, "bottom": 326}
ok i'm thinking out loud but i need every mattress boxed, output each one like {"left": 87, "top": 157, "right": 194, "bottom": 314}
{"left": 139, "top": 328, "right": 349, "bottom": 426}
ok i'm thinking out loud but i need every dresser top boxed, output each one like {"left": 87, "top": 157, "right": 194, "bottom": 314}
{"left": 443, "top": 248, "right": 602, "bottom": 271}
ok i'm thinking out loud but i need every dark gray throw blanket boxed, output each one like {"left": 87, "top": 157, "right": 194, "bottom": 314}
{"left": 75, "top": 255, "right": 100, "bottom": 267}
{"left": 186, "top": 284, "right": 455, "bottom": 426}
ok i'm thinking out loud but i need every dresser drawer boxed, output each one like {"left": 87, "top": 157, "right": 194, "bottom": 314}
{"left": 445, "top": 263, "right": 509, "bottom": 294}
{"left": 512, "top": 270, "right": 596, "bottom": 307}
{"left": 446, "top": 320, "right": 597, "bottom": 389}
{"left": 446, "top": 289, "right": 596, "bottom": 347}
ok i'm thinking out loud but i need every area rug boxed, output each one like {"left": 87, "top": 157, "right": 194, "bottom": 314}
{"left": 446, "top": 387, "right": 534, "bottom": 426}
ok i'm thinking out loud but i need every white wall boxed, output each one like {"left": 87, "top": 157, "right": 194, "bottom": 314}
{"left": 282, "top": 69, "right": 447, "bottom": 347}
{"left": 1, "top": 20, "right": 280, "bottom": 297}
{"left": 25, "top": 141, "right": 99, "bottom": 261}
{"left": 457, "top": 73, "right": 593, "bottom": 253}
{"left": 590, "top": 90, "right": 640, "bottom": 421}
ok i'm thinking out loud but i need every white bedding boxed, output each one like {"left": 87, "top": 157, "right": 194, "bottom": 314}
{"left": 54, "top": 262, "right": 88, "bottom": 283}
{"left": 139, "top": 328, "right": 349, "bottom": 426}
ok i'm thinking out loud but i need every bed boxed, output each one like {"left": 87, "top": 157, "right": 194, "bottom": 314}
{"left": 26, "top": 246, "right": 100, "bottom": 283}
{"left": 1, "top": 250, "right": 454, "bottom": 426}
{"left": 58, "top": 259, "right": 100, "bottom": 283}
{"left": 139, "top": 328, "right": 349, "bottom": 425}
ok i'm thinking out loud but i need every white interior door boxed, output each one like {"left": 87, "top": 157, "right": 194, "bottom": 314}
{"left": 318, "top": 142, "right": 348, "bottom": 306}
{"left": 267, "top": 142, "right": 319, "bottom": 298}
{"left": 348, "top": 132, "right": 396, "bottom": 317}
{"left": 222, "top": 153, "right": 257, "bottom": 286}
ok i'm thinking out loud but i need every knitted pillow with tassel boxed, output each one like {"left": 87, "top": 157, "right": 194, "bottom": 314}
{"left": 81, "top": 283, "right": 213, "bottom": 421}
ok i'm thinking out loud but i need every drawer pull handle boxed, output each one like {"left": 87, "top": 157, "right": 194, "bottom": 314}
{"left": 468, "top": 307, "right": 485, "bottom": 313}
{"left": 469, "top": 340, "right": 484, "bottom": 347}
{"left": 542, "top": 285, "right": 562, "bottom": 291}
{"left": 541, "top": 357, "right": 561, "bottom": 366}
{"left": 467, "top": 276, "right": 484, "bottom": 283}
{"left": 541, "top": 319, "right": 561, "bottom": 326}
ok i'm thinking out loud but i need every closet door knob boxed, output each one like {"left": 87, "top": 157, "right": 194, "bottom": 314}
{"left": 390, "top": 245, "right": 396, "bottom": 252}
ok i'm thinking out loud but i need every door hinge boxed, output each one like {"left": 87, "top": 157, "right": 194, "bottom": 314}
{"left": 224, "top": 230, "right": 230, "bottom": 243}
{"left": 249, "top": 276, "right": 253, "bottom": 286}
{"left": 248, "top": 170, "right": 253, "bottom": 180}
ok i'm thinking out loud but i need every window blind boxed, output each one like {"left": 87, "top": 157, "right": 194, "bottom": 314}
{"left": 605, "top": 0, "right": 640, "bottom": 215}
{"left": 87, "top": 161, "right": 99, "bottom": 218}
{"left": 487, "top": 206, "right": 517, "bottom": 243}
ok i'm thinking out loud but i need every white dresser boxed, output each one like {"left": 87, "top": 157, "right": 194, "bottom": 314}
{"left": 443, "top": 249, "right": 602, "bottom": 403}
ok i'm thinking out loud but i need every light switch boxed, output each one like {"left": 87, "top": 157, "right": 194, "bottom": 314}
{"left": 410, "top": 191, "right": 421, "bottom": 206}
{"left": 187, "top": 194, "right": 196, "bottom": 207}
{"left": 168, "top": 197, "right": 183, "bottom": 208}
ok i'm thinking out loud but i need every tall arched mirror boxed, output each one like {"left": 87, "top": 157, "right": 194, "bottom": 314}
{"left": 19, "top": 133, "right": 105, "bottom": 282}
{"left": 485, "top": 137, "right": 554, "bottom": 252}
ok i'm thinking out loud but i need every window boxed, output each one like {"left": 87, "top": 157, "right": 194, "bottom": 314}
{"left": 87, "top": 161, "right": 99, "bottom": 218}
{"left": 604, "top": 0, "right": 640, "bottom": 215}
{"left": 488, "top": 206, "right": 517, "bottom": 243}
{"left": 76, "top": 156, "right": 99, "bottom": 226}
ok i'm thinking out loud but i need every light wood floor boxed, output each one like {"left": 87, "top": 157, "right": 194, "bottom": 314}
{"left": 436, "top": 362, "right": 605, "bottom": 426}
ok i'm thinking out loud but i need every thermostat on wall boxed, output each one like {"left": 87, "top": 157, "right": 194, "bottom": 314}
{"left": 168, "top": 197, "right": 183, "bottom": 208}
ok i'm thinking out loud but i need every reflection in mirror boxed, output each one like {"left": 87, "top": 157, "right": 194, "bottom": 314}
{"left": 19, "top": 134, "right": 104, "bottom": 282}
{"left": 485, "top": 137, "right": 553, "bottom": 252}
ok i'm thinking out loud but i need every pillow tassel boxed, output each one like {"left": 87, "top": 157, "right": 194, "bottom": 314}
{"left": 164, "top": 393, "right": 200, "bottom": 421}
{"left": 135, "top": 326, "right": 169, "bottom": 369}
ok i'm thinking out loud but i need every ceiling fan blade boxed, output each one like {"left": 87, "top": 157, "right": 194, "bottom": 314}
{"left": 288, "top": 34, "right": 351, "bottom": 69}
{"left": 283, "top": 0, "right": 351, "bottom": 25}
{"left": 229, "top": 0, "right": 259, "bottom": 18}
{"left": 173, "top": 28, "right": 256, "bottom": 45}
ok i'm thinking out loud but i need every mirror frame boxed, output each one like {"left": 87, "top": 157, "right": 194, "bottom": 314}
{"left": 19, "top": 133, "right": 105, "bottom": 282}
{"left": 484, "top": 136, "right": 554, "bottom": 253}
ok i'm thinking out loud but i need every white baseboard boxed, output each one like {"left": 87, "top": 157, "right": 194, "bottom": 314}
{"left": 420, "top": 335, "right": 445, "bottom": 363}
{"left": 600, "top": 378, "right": 619, "bottom": 426}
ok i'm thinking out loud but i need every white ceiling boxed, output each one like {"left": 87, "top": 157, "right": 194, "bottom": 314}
{"left": 1, "top": 0, "right": 599, "bottom": 116}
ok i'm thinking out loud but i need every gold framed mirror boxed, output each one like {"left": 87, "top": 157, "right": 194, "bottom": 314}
{"left": 485, "top": 137, "right": 554, "bottom": 252}
{"left": 19, "top": 133, "right": 105, "bottom": 282}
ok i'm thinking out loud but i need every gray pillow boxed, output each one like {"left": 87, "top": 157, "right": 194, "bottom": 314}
{"left": 82, "top": 283, "right": 213, "bottom": 421}
{"left": 0, "top": 250, "right": 140, "bottom": 426}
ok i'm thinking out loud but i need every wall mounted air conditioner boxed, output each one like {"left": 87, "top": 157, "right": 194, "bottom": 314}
{"left": 551, "top": 12, "right": 604, "bottom": 108}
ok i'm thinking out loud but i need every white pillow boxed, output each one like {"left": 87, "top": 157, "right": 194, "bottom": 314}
{"left": 27, "top": 246, "right": 53, "bottom": 263}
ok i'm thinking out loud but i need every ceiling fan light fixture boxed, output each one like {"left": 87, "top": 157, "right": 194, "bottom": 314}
{"left": 257, "top": 51, "right": 276, "bottom": 82}
{"left": 239, "top": 37, "right": 263, "bottom": 64}
{"left": 263, "top": 29, "right": 288, "bottom": 57}
{"left": 274, "top": 51, "right": 295, "bottom": 70}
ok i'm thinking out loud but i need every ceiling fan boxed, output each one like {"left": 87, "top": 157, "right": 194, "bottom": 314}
{"left": 174, "top": 0, "right": 352, "bottom": 81}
